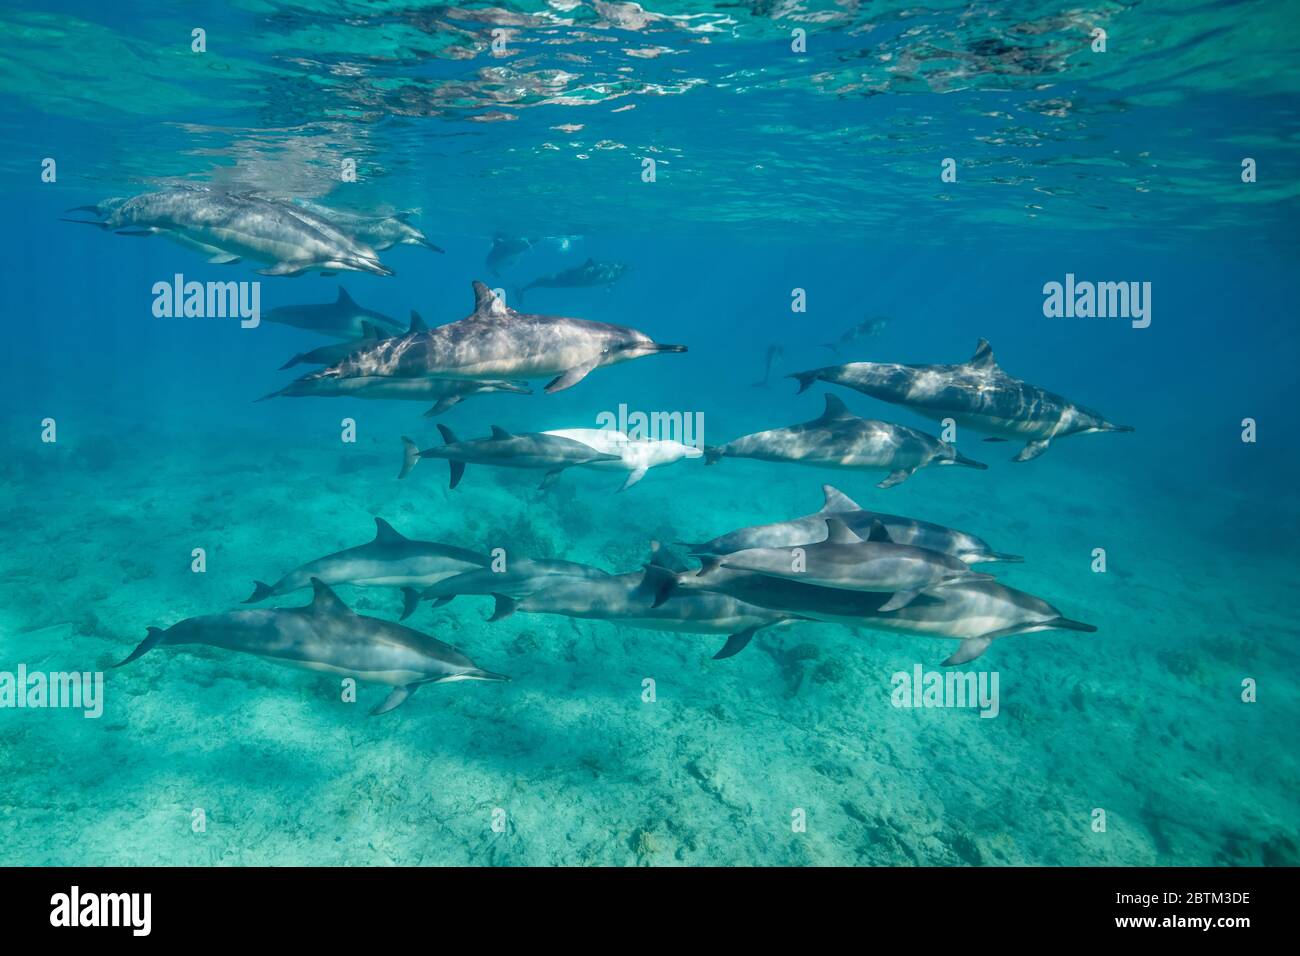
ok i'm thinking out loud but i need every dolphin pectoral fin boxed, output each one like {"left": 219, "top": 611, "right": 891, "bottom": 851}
{"left": 538, "top": 468, "right": 564, "bottom": 490}
{"left": 370, "top": 684, "right": 416, "bottom": 716}
{"left": 488, "top": 593, "right": 518, "bottom": 622}
{"left": 113, "top": 627, "right": 165, "bottom": 668}
{"left": 877, "top": 468, "right": 914, "bottom": 489}
{"left": 713, "top": 627, "right": 759, "bottom": 660}
{"left": 943, "top": 637, "right": 992, "bottom": 666}
{"left": 258, "top": 262, "right": 311, "bottom": 277}
{"left": 399, "top": 587, "right": 421, "bottom": 622}
{"left": 618, "top": 467, "right": 648, "bottom": 492}
{"left": 244, "top": 580, "right": 275, "bottom": 603}
{"left": 1013, "top": 439, "right": 1050, "bottom": 462}
{"left": 878, "top": 590, "right": 919, "bottom": 612}
{"left": 398, "top": 437, "right": 421, "bottom": 479}
{"left": 544, "top": 361, "right": 599, "bottom": 393}
{"left": 424, "top": 396, "right": 460, "bottom": 417}
{"left": 207, "top": 253, "right": 241, "bottom": 264}
{"left": 448, "top": 460, "right": 467, "bottom": 489}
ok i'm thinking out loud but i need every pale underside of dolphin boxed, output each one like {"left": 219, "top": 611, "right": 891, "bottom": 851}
{"left": 542, "top": 428, "right": 703, "bottom": 491}
{"left": 790, "top": 339, "right": 1134, "bottom": 461}
{"left": 704, "top": 393, "right": 987, "bottom": 488}
{"left": 115, "top": 578, "right": 507, "bottom": 715}
{"left": 321, "top": 281, "right": 686, "bottom": 393}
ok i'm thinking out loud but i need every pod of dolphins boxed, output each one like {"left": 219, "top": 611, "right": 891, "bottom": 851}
{"left": 80, "top": 189, "right": 1131, "bottom": 715}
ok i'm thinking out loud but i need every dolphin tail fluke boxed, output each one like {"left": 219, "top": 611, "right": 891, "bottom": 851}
{"left": 244, "top": 580, "right": 276, "bottom": 603}
{"left": 788, "top": 370, "right": 822, "bottom": 394}
{"left": 702, "top": 446, "right": 724, "bottom": 465}
{"left": 488, "top": 594, "right": 518, "bottom": 622}
{"left": 398, "top": 437, "right": 421, "bottom": 479}
{"left": 713, "top": 626, "right": 759, "bottom": 660}
{"left": 399, "top": 587, "right": 421, "bottom": 622}
{"left": 113, "top": 627, "right": 165, "bottom": 668}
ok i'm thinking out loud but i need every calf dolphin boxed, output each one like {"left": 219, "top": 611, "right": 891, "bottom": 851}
{"left": 410, "top": 558, "right": 613, "bottom": 618}
{"left": 703, "top": 394, "right": 986, "bottom": 488}
{"left": 717, "top": 518, "right": 993, "bottom": 610}
{"left": 263, "top": 287, "right": 405, "bottom": 340}
{"left": 292, "top": 200, "right": 443, "bottom": 252}
{"left": 261, "top": 370, "right": 531, "bottom": 417}
{"left": 399, "top": 423, "right": 621, "bottom": 489}
{"left": 516, "top": 258, "right": 629, "bottom": 302}
{"left": 492, "top": 568, "right": 802, "bottom": 659}
{"left": 859, "top": 580, "right": 1097, "bottom": 665}
{"left": 64, "top": 190, "right": 394, "bottom": 277}
{"left": 790, "top": 339, "right": 1133, "bottom": 461}
{"left": 323, "top": 281, "right": 685, "bottom": 393}
{"left": 820, "top": 316, "right": 889, "bottom": 354}
{"left": 244, "top": 517, "right": 488, "bottom": 619}
{"left": 542, "top": 428, "right": 702, "bottom": 491}
{"left": 680, "top": 485, "right": 1022, "bottom": 564}
{"left": 115, "top": 579, "right": 506, "bottom": 715}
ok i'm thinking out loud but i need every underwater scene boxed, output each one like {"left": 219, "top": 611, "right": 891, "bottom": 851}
{"left": 1, "top": 0, "right": 1297, "bottom": 868}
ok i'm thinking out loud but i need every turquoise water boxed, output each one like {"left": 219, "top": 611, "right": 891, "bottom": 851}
{"left": 1, "top": 1, "right": 1297, "bottom": 866}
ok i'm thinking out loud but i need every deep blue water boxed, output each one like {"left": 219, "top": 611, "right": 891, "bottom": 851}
{"left": 1, "top": 0, "right": 1297, "bottom": 866}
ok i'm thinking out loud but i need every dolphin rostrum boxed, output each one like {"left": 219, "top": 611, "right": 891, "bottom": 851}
{"left": 680, "top": 485, "right": 1022, "bottom": 564}
{"left": 64, "top": 189, "right": 394, "bottom": 277}
{"left": 790, "top": 339, "right": 1134, "bottom": 461}
{"left": 115, "top": 579, "right": 507, "bottom": 715}
{"left": 263, "top": 286, "right": 405, "bottom": 340}
{"left": 542, "top": 428, "right": 703, "bottom": 491}
{"left": 399, "top": 424, "right": 622, "bottom": 489}
{"left": 703, "top": 394, "right": 986, "bottom": 488}
{"left": 716, "top": 518, "right": 993, "bottom": 611}
{"left": 322, "top": 281, "right": 685, "bottom": 393}
{"left": 244, "top": 518, "right": 488, "bottom": 620}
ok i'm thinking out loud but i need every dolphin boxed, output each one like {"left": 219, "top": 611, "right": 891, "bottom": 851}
{"left": 491, "top": 567, "right": 803, "bottom": 659}
{"left": 409, "top": 558, "right": 613, "bottom": 619}
{"left": 857, "top": 580, "right": 1097, "bottom": 665}
{"left": 485, "top": 234, "right": 538, "bottom": 276}
{"left": 515, "top": 258, "right": 629, "bottom": 303}
{"left": 114, "top": 579, "right": 507, "bottom": 715}
{"left": 260, "top": 369, "right": 532, "bottom": 417}
{"left": 751, "top": 343, "right": 784, "bottom": 387}
{"left": 716, "top": 518, "right": 993, "bottom": 611}
{"left": 790, "top": 339, "right": 1134, "bottom": 461}
{"left": 399, "top": 423, "right": 622, "bottom": 489}
{"left": 820, "top": 316, "right": 889, "bottom": 354}
{"left": 703, "top": 394, "right": 986, "bottom": 488}
{"left": 244, "top": 517, "right": 488, "bottom": 620}
{"left": 323, "top": 281, "right": 686, "bottom": 393}
{"left": 541, "top": 428, "right": 703, "bottom": 491}
{"left": 680, "top": 484, "right": 1022, "bottom": 564}
{"left": 277, "top": 319, "right": 393, "bottom": 370}
{"left": 292, "top": 200, "right": 443, "bottom": 252}
{"left": 263, "top": 287, "right": 405, "bottom": 340}
{"left": 63, "top": 189, "right": 394, "bottom": 277}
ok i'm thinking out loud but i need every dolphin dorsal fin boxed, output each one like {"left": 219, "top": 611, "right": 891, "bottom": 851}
{"left": 489, "top": 425, "right": 513, "bottom": 440}
{"left": 336, "top": 286, "right": 356, "bottom": 307}
{"left": 820, "top": 484, "right": 864, "bottom": 513}
{"left": 471, "top": 281, "right": 509, "bottom": 318}
{"left": 408, "top": 310, "right": 428, "bottom": 333}
{"left": 968, "top": 338, "right": 997, "bottom": 369}
{"left": 864, "top": 519, "right": 894, "bottom": 544}
{"left": 817, "top": 393, "right": 853, "bottom": 422}
{"left": 824, "top": 518, "right": 865, "bottom": 545}
{"left": 308, "top": 578, "right": 352, "bottom": 615}
{"left": 373, "top": 517, "right": 407, "bottom": 545}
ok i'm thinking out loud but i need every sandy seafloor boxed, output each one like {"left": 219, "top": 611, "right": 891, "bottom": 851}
{"left": 2, "top": 399, "right": 1296, "bottom": 867}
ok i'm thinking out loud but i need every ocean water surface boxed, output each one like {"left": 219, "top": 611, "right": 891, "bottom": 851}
{"left": 0, "top": 0, "right": 1297, "bottom": 866}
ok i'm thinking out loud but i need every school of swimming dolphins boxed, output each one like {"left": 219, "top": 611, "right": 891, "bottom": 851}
{"left": 70, "top": 188, "right": 1133, "bottom": 715}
